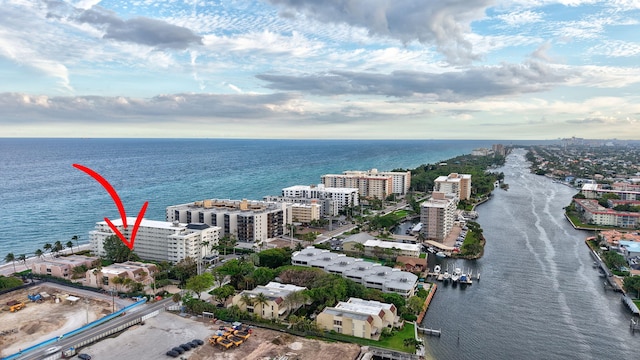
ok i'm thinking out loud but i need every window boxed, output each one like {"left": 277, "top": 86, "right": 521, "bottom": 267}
{"left": 333, "top": 320, "right": 342, "bottom": 326}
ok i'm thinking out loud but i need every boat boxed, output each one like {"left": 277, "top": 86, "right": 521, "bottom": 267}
{"left": 451, "top": 267, "right": 462, "bottom": 282}
{"left": 434, "top": 265, "right": 441, "bottom": 275}
{"left": 442, "top": 270, "right": 451, "bottom": 282}
{"left": 435, "top": 251, "right": 447, "bottom": 258}
{"left": 427, "top": 246, "right": 437, "bottom": 254}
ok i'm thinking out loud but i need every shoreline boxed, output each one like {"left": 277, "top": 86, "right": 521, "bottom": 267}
{"left": 0, "top": 243, "right": 92, "bottom": 277}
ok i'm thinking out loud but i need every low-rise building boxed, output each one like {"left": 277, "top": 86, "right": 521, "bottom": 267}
{"left": 230, "top": 282, "right": 307, "bottom": 319}
{"left": 316, "top": 297, "right": 399, "bottom": 339}
{"left": 291, "top": 247, "right": 417, "bottom": 298}
{"left": 30, "top": 255, "right": 99, "bottom": 279}
{"left": 86, "top": 261, "right": 157, "bottom": 291}
{"left": 573, "top": 199, "right": 640, "bottom": 228}
{"left": 342, "top": 233, "right": 421, "bottom": 258}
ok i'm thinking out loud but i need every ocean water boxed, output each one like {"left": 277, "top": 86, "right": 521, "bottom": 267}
{"left": 0, "top": 138, "right": 503, "bottom": 259}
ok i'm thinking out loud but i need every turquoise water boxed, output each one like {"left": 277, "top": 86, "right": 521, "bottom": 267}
{"left": 0, "top": 138, "right": 506, "bottom": 258}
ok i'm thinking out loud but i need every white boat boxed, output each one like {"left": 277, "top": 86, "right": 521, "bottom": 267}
{"left": 451, "top": 267, "right": 462, "bottom": 282}
{"left": 427, "top": 246, "right": 437, "bottom": 254}
{"left": 435, "top": 251, "right": 447, "bottom": 258}
{"left": 433, "top": 265, "right": 441, "bottom": 275}
{"left": 442, "top": 270, "right": 451, "bottom": 282}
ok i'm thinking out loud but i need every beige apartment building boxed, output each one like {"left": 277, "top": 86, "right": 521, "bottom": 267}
{"left": 434, "top": 173, "right": 472, "bottom": 201}
{"left": 230, "top": 282, "right": 307, "bottom": 319}
{"left": 290, "top": 201, "right": 320, "bottom": 224}
{"left": 420, "top": 192, "right": 457, "bottom": 241}
{"left": 85, "top": 261, "right": 158, "bottom": 291}
{"left": 316, "top": 298, "right": 399, "bottom": 340}
{"left": 30, "top": 255, "right": 99, "bottom": 279}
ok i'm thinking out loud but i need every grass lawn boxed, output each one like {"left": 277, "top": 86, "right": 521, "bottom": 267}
{"left": 634, "top": 300, "right": 640, "bottom": 309}
{"left": 322, "top": 322, "right": 416, "bottom": 353}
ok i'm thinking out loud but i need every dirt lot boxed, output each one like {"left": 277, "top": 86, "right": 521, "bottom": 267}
{"left": 1, "top": 284, "right": 361, "bottom": 360}
{"left": 0, "top": 285, "right": 112, "bottom": 356}
{"left": 82, "top": 312, "right": 362, "bottom": 360}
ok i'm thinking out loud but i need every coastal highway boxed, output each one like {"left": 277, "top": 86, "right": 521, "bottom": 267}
{"left": 16, "top": 298, "right": 175, "bottom": 360}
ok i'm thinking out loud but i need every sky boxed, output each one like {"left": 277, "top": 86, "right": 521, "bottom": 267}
{"left": 1, "top": 0, "right": 640, "bottom": 140}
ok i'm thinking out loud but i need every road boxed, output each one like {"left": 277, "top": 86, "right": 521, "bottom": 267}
{"left": 15, "top": 298, "right": 174, "bottom": 360}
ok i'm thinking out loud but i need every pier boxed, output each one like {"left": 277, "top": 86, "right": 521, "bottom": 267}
{"left": 416, "top": 326, "right": 442, "bottom": 337}
{"left": 622, "top": 295, "right": 640, "bottom": 317}
{"left": 631, "top": 318, "right": 640, "bottom": 333}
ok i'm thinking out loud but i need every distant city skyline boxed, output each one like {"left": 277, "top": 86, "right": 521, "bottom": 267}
{"left": 1, "top": 0, "right": 639, "bottom": 140}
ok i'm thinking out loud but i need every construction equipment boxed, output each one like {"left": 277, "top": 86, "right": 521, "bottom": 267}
{"left": 216, "top": 337, "right": 234, "bottom": 350}
{"left": 226, "top": 335, "right": 244, "bottom": 347}
{"left": 10, "top": 302, "right": 25, "bottom": 312}
{"left": 28, "top": 293, "right": 43, "bottom": 302}
{"left": 62, "top": 347, "right": 77, "bottom": 358}
{"left": 233, "top": 330, "right": 251, "bottom": 340}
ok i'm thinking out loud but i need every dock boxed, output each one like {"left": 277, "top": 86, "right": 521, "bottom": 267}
{"left": 622, "top": 295, "right": 640, "bottom": 317}
{"left": 631, "top": 318, "right": 640, "bottom": 333}
{"left": 417, "top": 326, "right": 441, "bottom": 337}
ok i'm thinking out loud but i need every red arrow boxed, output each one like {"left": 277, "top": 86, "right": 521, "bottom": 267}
{"left": 73, "top": 164, "right": 148, "bottom": 250}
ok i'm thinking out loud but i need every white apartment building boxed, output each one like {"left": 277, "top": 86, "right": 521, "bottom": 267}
{"left": 90, "top": 218, "right": 219, "bottom": 264}
{"left": 420, "top": 192, "right": 457, "bottom": 241}
{"left": 291, "top": 247, "right": 418, "bottom": 298}
{"left": 581, "top": 183, "right": 640, "bottom": 201}
{"left": 263, "top": 195, "right": 339, "bottom": 218}
{"left": 280, "top": 184, "right": 359, "bottom": 213}
{"left": 166, "top": 199, "right": 286, "bottom": 244}
{"left": 434, "top": 173, "right": 472, "bottom": 201}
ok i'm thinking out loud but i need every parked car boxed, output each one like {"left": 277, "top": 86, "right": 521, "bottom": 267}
{"left": 78, "top": 354, "right": 92, "bottom": 360}
{"left": 44, "top": 347, "right": 60, "bottom": 355}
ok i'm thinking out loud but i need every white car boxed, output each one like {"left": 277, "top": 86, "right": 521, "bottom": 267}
{"left": 44, "top": 346, "right": 60, "bottom": 355}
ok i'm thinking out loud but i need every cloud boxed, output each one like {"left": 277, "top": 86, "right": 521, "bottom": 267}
{"left": 0, "top": 92, "right": 298, "bottom": 123}
{"left": 496, "top": 10, "right": 543, "bottom": 26}
{"left": 257, "top": 60, "right": 575, "bottom": 101}
{"left": 266, "top": 0, "right": 493, "bottom": 64}
{"left": 76, "top": 7, "right": 203, "bottom": 49}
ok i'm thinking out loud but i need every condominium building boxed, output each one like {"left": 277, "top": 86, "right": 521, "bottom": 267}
{"left": 434, "top": 173, "right": 472, "bottom": 201}
{"left": 30, "top": 255, "right": 99, "bottom": 279}
{"left": 166, "top": 199, "right": 286, "bottom": 243}
{"left": 581, "top": 183, "right": 640, "bottom": 201}
{"left": 90, "top": 218, "right": 219, "bottom": 264}
{"left": 420, "top": 192, "right": 457, "bottom": 241}
{"left": 85, "top": 261, "right": 157, "bottom": 290}
{"left": 342, "top": 234, "right": 421, "bottom": 258}
{"left": 316, "top": 298, "right": 399, "bottom": 339}
{"left": 290, "top": 202, "right": 321, "bottom": 223}
{"left": 321, "top": 169, "right": 407, "bottom": 199}
{"left": 280, "top": 184, "right": 359, "bottom": 213}
{"left": 230, "top": 282, "right": 307, "bottom": 319}
{"left": 573, "top": 198, "right": 640, "bottom": 228}
{"left": 263, "top": 195, "right": 339, "bottom": 218}
{"left": 291, "top": 247, "right": 417, "bottom": 298}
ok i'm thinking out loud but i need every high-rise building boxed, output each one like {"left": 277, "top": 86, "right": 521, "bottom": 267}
{"left": 420, "top": 192, "right": 457, "bottom": 241}
{"left": 434, "top": 173, "right": 472, "bottom": 201}
{"left": 321, "top": 169, "right": 410, "bottom": 198}
{"left": 90, "top": 218, "right": 219, "bottom": 264}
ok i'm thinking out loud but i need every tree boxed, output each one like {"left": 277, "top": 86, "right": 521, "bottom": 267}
{"left": 623, "top": 275, "right": 640, "bottom": 298}
{"left": 239, "top": 293, "right": 254, "bottom": 309}
{"left": 211, "top": 284, "right": 235, "bottom": 305}
{"left": 4, "top": 253, "right": 16, "bottom": 273}
{"left": 72, "top": 265, "right": 88, "bottom": 279}
{"left": 35, "top": 249, "right": 44, "bottom": 259}
{"left": 353, "top": 242, "right": 365, "bottom": 256}
{"left": 53, "top": 241, "right": 64, "bottom": 256}
{"left": 185, "top": 272, "right": 215, "bottom": 299}
{"left": 66, "top": 241, "right": 74, "bottom": 255}
{"left": 248, "top": 267, "right": 276, "bottom": 286}
{"left": 103, "top": 235, "right": 137, "bottom": 263}
{"left": 71, "top": 235, "right": 80, "bottom": 250}
{"left": 172, "top": 257, "right": 198, "bottom": 285}
{"left": 43, "top": 243, "right": 52, "bottom": 257}
{"left": 18, "top": 254, "right": 27, "bottom": 267}
{"left": 217, "top": 259, "right": 254, "bottom": 289}
{"left": 111, "top": 276, "right": 124, "bottom": 291}
{"left": 407, "top": 296, "right": 425, "bottom": 314}
{"left": 218, "top": 235, "right": 238, "bottom": 256}
{"left": 253, "top": 292, "right": 269, "bottom": 317}
{"left": 403, "top": 337, "right": 423, "bottom": 350}
{"left": 257, "top": 248, "right": 291, "bottom": 268}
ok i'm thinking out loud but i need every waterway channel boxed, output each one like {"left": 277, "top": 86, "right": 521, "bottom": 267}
{"left": 420, "top": 149, "right": 637, "bottom": 360}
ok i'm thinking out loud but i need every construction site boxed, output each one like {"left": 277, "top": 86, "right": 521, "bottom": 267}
{"left": 0, "top": 283, "right": 362, "bottom": 360}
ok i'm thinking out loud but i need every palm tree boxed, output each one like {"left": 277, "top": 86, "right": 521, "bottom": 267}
{"left": 353, "top": 242, "right": 365, "bottom": 256}
{"left": 111, "top": 276, "right": 124, "bottom": 291}
{"left": 66, "top": 241, "right": 74, "bottom": 255}
{"left": 4, "top": 253, "right": 16, "bottom": 273}
{"left": 18, "top": 254, "right": 27, "bottom": 268}
{"left": 71, "top": 235, "right": 80, "bottom": 250}
{"left": 43, "top": 243, "right": 52, "bottom": 257}
{"left": 253, "top": 292, "right": 269, "bottom": 318}
{"left": 239, "top": 293, "right": 254, "bottom": 312}
{"left": 403, "top": 337, "right": 423, "bottom": 351}
{"left": 35, "top": 249, "right": 44, "bottom": 259}
{"left": 53, "top": 241, "right": 63, "bottom": 257}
